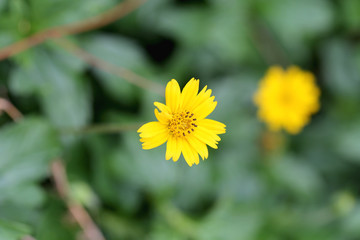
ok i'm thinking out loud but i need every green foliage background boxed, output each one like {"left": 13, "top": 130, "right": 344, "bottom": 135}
{"left": 1, "top": 0, "right": 360, "bottom": 239}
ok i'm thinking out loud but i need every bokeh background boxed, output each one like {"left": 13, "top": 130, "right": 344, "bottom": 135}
{"left": 1, "top": 0, "right": 360, "bottom": 239}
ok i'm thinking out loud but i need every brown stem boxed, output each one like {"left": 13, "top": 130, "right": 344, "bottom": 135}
{"left": 51, "top": 160, "right": 105, "bottom": 240}
{"left": 55, "top": 38, "right": 165, "bottom": 95}
{"left": 0, "top": 98, "right": 23, "bottom": 121}
{"left": 0, "top": 0, "right": 147, "bottom": 61}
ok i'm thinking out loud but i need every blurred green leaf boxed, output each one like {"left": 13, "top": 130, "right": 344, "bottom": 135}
{"left": 158, "top": 7, "right": 210, "bottom": 48}
{"left": 83, "top": 34, "right": 150, "bottom": 104}
{"left": 112, "top": 131, "right": 179, "bottom": 194}
{"left": 341, "top": 203, "right": 360, "bottom": 238}
{"left": 0, "top": 117, "right": 60, "bottom": 237}
{"left": 0, "top": 0, "right": 5, "bottom": 11}
{"left": 36, "top": 199, "right": 76, "bottom": 240}
{"left": 207, "top": 0, "right": 255, "bottom": 62}
{"left": 259, "top": 0, "right": 334, "bottom": 62}
{"left": 320, "top": 39, "right": 360, "bottom": 98}
{"left": 269, "top": 156, "right": 323, "bottom": 199}
{"left": 341, "top": 0, "right": 360, "bottom": 32}
{"left": 0, "top": 117, "right": 60, "bottom": 204}
{"left": 336, "top": 123, "right": 360, "bottom": 162}
{"left": 197, "top": 201, "right": 262, "bottom": 240}
{"left": 10, "top": 47, "right": 92, "bottom": 129}
{"left": 30, "top": 0, "right": 116, "bottom": 30}
{"left": 0, "top": 218, "right": 31, "bottom": 240}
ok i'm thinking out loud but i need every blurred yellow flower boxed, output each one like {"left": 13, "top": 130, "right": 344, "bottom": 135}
{"left": 254, "top": 66, "right": 320, "bottom": 134}
{"left": 138, "top": 78, "right": 226, "bottom": 167}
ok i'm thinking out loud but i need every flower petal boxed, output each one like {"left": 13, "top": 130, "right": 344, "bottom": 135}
{"left": 154, "top": 102, "right": 172, "bottom": 117}
{"left": 166, "top": 136, "right": 176, "bottom": 160}
{"left": 141, "top": 130, "right": 169, "bottom": 150}
{"left": 186, "top": 134, "right": 208, "bottom": 160}
{"left": 188, "top": 86, "right": 212, "bottom": 111}
{"left": 192, "top": 96, "right": 217, "bottom": 120}
{"left": 193, "top": 127, "right": 219, "bottom": 149}
{"left": 180, "top": 78, "right": 199, "bottom": 110}
{"left": 172, "top": 137, "right": 181, "bottom": 162}
{"left": 165, "top": 79, "right": 181, "bottom": 113}
{"left": 198, "top": 119, "right": 226, "bottom": 134}
{"left": 155, "top": 109, "right": 169, "bottom": 124}
{"left": 138, "top": 121, "right": 168, "bottom": 138}
{"left": 180, "top": 138, "right": 199, "bottom": 166}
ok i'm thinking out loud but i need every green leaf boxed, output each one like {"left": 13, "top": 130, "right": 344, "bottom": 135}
{"left": 0, "top": 117, "right": 60, "bottom": 205}
{"left": 9, "top": 47, "right": 92, "bottom": 129}
{"left": 0, "top": 218, "right": 31, "bottom": 240}
{"left": 111, "top": 131, "right": 179, "bottom": 194}
{"left": 158, "top": 7, "right": 210, "bottom": 47}
{"left": 36, "top": 199, "right": 77, "bottom": 240}
{"left": 342, "top": 204, "right": 360, "bottom": 238}
{"left": 259, "top": 0, "right": 334, "bottom": 62}
{"left": 0, "top": 0, "right": 6, "bottom": 11}
{"left": 197, "top": 201, "right": 262, "bottom": 240}
{"left": 207, "top": 0, "right": 254, "bottom": 62}
{"left": 83, "top": 34, "right": 150, "bottom": 104}
{"left": 0, "top": 117, "right": 60, "bottom": 237}
{"left": 30, "top": 0, "right": 116, "bottom": 30}
{"left": 336, "top": 123, "right": 360, "bottom": 162}
{"left": 269, "top": 156, "right": 323, "bottom": 199}
{"left": 341, "top": 0, "right": 360, "bottom": 32}
{"left": 320, "top": 39, "right": 360, "bottom": 98}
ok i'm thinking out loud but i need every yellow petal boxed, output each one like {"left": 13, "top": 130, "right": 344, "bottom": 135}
{"left": 193, "top": 127, "right": 219, "bottom": 149}
{"left": 165, "top": 79, "right": 181, "bottom": 113}
{"left": 154, "top": 109, "right": 169, "bottom": 124}
{"left": 141, "top": 130, "right": 169, "bottom": 150}
{"left": 188, "top": 86, "right": 212, "bottom": 111}
{"left": 138, "top": 121, "right": 167, "bottom": 138}
{"left": 186, "top": 134, "right": 208, "bottom": 160}
{"left": 180, "top": 78, "right": 199, "bottom": 110}
{"left": 198, "top": 119, "right": 226, "bottom": 134}
{"left": 180, "top": 138, "right": 199, "bottom": 166}
{"left": 166, "top": 136, "right": 176, "bottom": 160}
{"left": 172, "top": 137, "right": 181, "bottom": 162}
{"left": 192, "top": 97, "right": 217, "bottom": 120}
{"left": 154, "top": 102, "right": 172, "bottom": 117}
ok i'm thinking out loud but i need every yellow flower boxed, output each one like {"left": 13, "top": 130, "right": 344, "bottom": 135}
{"left": 138, "top": 78, "right": 226, "bottom": 167}
{"left": 254, "top": 66, "right": 320, "bottom": 134}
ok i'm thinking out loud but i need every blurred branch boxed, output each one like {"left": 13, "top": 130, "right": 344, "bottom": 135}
{"left": 0, "top": 0, "right": 147, "bottom": 61}
{"left": 51, "top": 160, "right": 105, "bottom": 240}
{"left": 0, "top": 98, "right": 23, "bottom": 121}
{"left": 55, "top": 38, "right": 165, "bottom": 95}
{"left": 66, "top": 122, "right": 142, "bottom": 135}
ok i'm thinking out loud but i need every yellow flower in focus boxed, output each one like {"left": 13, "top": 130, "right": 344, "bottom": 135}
{"left": 138, "top": 78, "right": 226, "bottom": 167}
{"left": 254, "top": 66, "right": 320, "bottom": 134}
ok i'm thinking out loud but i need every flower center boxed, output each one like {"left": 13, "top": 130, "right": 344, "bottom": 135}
{"left": 168, "top": 111, "right": 197, "bottom": 137}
